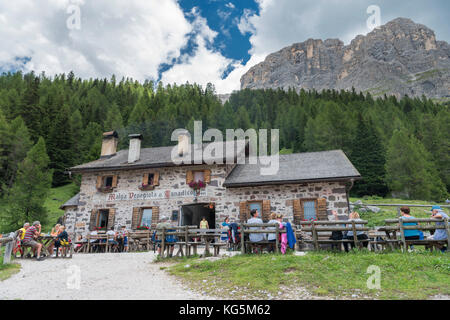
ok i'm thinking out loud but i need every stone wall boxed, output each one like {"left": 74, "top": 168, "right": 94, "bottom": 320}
{"left": 64, "top": 164, "right": 349, "bottom": 236}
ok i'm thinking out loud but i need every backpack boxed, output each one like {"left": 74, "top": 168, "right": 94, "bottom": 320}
{"left": 151, "top": 230, "right": 158, "bottom": 242}
{"left": 228, "top": 223, "right": 240, "bottom": 244}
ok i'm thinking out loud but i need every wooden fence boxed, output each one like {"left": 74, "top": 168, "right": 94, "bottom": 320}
{"left": 0, "top": 233, "right": 15, "bottom": 264}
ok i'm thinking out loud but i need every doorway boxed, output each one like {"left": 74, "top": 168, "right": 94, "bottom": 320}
{"left": 180, "top": 203, "right": 215, "bottom": 229}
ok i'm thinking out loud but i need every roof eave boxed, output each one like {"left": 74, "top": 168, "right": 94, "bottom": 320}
{"left": 223, "top": 175, "right": 362, "bottom": 188}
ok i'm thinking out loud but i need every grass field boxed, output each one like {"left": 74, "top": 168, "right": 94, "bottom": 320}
{"left": 168, "top": 250, "right": 450, "bottom": 300}
{"left": 349, "top": 196, "right": 447, "bottom": 227}
{"left": 0, "top": 247, "right": 21, "bottom": 281}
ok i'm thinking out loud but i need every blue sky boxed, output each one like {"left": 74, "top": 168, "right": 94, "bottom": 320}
{"left": 0, "top": 0, "right": 448, "bottom": 93}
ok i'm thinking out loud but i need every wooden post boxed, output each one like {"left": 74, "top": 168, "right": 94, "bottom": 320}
{"left": 351, "top": 221, "right": 358, "bottom": 249}
{"left": 240, "top": 224, "right": 245, "bottom": 254}
{"left": 311, "top": 221, "right": 319, "bottom": 251}
{"left": 184, "top": 225, "right": 189, "bottom": 257}
{"left": 161, "top": 227, "right": 166, "bottom": 257}
{"left": 397, "top": 206, "right": 401, "bottom": 218}
{"left": 3, "top": 233, "right": 14, "bottom": 264}
{"left": 399, "top": 218, "right": 407, "bottom": 252}
{"left": 87, "top": 234, "right": 91, "bottom": 253}
{"left": 275, "top": 223, "right": 279, "bottom": 253}
{"left": 445, "top": 218, "right": 450, "bottom": 251}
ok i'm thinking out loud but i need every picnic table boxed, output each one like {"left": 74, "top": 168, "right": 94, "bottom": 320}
{"left": 36, "top": 235, "right": 56, "bottom": 257}
{"left": 188, "top": 229, "right": 225, "bottom": 257}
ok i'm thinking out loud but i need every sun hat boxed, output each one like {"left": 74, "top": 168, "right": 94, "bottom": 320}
{"left": 431, "top": 205, "right": 442, "bottom": 211}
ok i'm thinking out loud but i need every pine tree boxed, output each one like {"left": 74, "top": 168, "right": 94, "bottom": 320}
{"left": 351, "top": 114, "right": 388, "bottom": 197}
{"left": 3, "top": 116, "right": 33, "bottom": 189}
{"left": 385, "top": 129, "right": 447, "bottom": 201}
{"left": 0, "top": 110, "right": 11, "bottom": 191}
{"left": 104, "top": 103, "right": 124, "bottom": 132}
{"left": 1, "top": 137, "right": 52, "bottom": 231}
{"left": 46, "top": 104, "right": 74, "bottom": 186}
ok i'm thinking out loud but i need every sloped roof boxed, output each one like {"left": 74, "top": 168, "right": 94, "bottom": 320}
{"left": 60, "top": 193, "right": 80, "bottom": 209}
{"left": 70, "top": 140, "right": 247, "bottom": 172}
{"left": 223, "top": 150, "right": 361, "bottom": 187}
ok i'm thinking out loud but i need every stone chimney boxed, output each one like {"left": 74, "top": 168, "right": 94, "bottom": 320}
{"left": 178, "top": 133, "right": 189, "bottom": 156}
{"left": 128, "top": 134, "right": 143, "bottom": 163}
{"left": 100, "top": 131, "right": 119, "bottom": 158}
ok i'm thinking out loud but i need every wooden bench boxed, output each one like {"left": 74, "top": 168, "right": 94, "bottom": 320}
{"left": 129, "top": 230, "right": 153, "bottom": 252}
{"left": 174, "top": 241, "right": 201, "bottom": 256}
{"left": 86, "top": 234, "right": 108, "bottom": 253}
{"left": 298, "top": 220, "right": 370, "bottom": 251}
{"left": 239, "top": 223, "right": 286, "bottom": 254}
{"left": 212, "top": 242, "right": 228, "bottom": 256}
{"left": 381, "top": 217, "right": 450, "bottom": 252}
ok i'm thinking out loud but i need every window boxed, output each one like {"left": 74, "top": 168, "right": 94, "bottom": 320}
{"left": 303, "top": 201, "right": 317, "bottom": 220}
{"left": 248, "top": 201, "right": 262, "bottom": 216}
{"left": 141, "top": 172, "right": 159, "bottom": 190}
{"left": 96, "top": 175, "right": 117, "bottom": 192}
{"left": 97, "top": 210, "right": 109, "bottom": 228}
{"left": 104, "top": 176, "right": 113, "bottom": 187}
{"left": 193, "top": 171, "right": 204, "bottom": 182}
{"left": 140, "top": 208, "right": 153, "bottom": 227}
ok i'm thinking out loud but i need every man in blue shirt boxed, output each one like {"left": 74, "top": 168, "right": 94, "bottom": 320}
{"left": 427, "top": 205, "right": 449, "bottom": 252}
{"left": 247, "top": 209, "right": 265, "bottom": 243}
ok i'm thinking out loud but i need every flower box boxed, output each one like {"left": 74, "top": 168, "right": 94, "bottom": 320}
{"left": 139, "top": 183, "right": 155, "bottom": 191}
{"left": 97, "top": 186, "right": 114, "bottom": 193}
{"left": 189, "top": 180, "right": 205, "bottom": 192}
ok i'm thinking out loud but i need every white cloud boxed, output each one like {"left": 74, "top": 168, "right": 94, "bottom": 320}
{"left": 1, "top": 0, "right": 448, "bottom": 95}
{"left": 0, "top": 0, "right": 191, "bottom": 81}
{"left": 225, "top": 2, "right": 235, "bottom": 10}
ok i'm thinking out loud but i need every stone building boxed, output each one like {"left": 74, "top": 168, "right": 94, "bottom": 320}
{"left": 61, "top": 131, "right": 361, "bottom": 236}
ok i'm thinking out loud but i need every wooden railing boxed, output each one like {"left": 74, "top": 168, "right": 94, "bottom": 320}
{"left": 0, "top": 232, "right": 15, "bottom": 264}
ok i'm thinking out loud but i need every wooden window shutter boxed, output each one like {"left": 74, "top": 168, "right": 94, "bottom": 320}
{"left": 153, "top": 172, "right": 160, "bottom": 186}
{"left": 90, "top": 210, "right": 99, "bottom": 231}
{"left": 142, "top": 173, "right": 149, "bottom": 185}
{"left": 186, "top": 170, "right": 193, "bottom": 184}
{"left": 112, "top": 175, "right": 118, "bottom": 188}
{"left": 107, "top": 209, "right": 116, "bottom": 229}
{"left": 96, "top": 176, "right": 102, "bottom": 189}
{"left": 317, "top": 198, "right": 328, "bottom": 221}
{"left": 239, "top": 201, "right": 248, "bottom": 222}
{"left": 293, "top": 199, "right": 302, "bottom": 225}
{"left": 204, "top": 169, "right": 211, "bottom": 183}
{"left": 152, "top": 207, "right": 160, "bottom": 226}
{"left": 132, "top": 207, "right": 141, "bottom": 230}
{"left": 262, "top": 200, "right": 271, "bottom": 222}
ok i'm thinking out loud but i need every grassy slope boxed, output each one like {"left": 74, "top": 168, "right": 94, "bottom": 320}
{"left": 169, "top": 251, "right": 450, "bottom": 300}
{"left": 42, "top": 183, "right": 79, "bottom": 232}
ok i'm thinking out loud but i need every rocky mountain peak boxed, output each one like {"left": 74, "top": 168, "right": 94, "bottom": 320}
{"left": 240, "top": 18, "right": 449, "bottom": 99}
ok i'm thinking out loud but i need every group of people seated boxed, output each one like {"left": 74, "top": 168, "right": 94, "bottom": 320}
{"left": 399, "top": 205, "right": 448, "bottom": 252}
{"left": 84, "top": 225, "right": 129, "bottom": 252}
{"left": 237, "top": 209, "right": 296, "bottom": 254}
{"left": 14, "top": 221, "right": 70, "bottom": 260}
{"left": 329, "top": 205, "right": 448, "bottom": 252}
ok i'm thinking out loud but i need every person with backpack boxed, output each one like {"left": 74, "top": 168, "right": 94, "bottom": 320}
{"left": 156, "top": 217, "right": 176, "bottom": 257}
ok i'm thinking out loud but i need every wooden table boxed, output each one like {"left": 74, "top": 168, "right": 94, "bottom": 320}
{"left": 189, "top": 229, "right": 223, "bottom": 257}
{"left": 36, "top": 235, "right": 56, "bottom": 257}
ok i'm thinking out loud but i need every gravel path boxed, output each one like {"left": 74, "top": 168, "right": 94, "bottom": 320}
{"left": 0, "top": 252, "right": 216, "bottom": 300}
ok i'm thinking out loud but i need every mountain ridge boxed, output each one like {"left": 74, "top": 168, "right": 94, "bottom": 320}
{"left": 240, "top": 18, "right": 450, "bottom": 99}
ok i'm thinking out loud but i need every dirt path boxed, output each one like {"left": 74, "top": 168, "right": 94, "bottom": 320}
{"left": 0, "top": 252, "right": 216, "bottom": 300}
